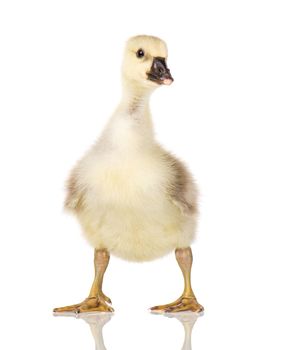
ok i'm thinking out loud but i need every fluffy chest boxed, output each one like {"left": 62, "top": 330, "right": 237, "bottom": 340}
{"left": 78, "top": 150, "right": 184, "bottom": 262}
{"left": 82, "top": 151, "right": 169, "bottom": 207}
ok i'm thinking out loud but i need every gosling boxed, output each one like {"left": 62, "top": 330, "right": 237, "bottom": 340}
{"left": 54, "top": 35, "right": 204, "bottom": 314}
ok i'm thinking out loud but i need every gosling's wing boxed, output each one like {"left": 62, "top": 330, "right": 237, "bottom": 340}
{"left": 163, "top": 152, "right": 198, "bottom": 216}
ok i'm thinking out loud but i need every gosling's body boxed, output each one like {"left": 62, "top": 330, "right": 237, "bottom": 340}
{"left": 54, "top": 35, "right": 203, "bottom": 314}
{"left": 66, "top": 102, "right": 198, "bottom": 261}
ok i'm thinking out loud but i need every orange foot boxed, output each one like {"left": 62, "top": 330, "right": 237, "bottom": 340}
{"left": 53, "top": 294, "right": 114, "bottom": 314}
{"left": 150, "top": 296, "right": 204, "bottom": 313}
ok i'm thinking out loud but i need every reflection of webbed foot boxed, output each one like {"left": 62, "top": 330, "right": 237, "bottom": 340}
{"left": 79, "top": 312, "right": 113, "bottom": 327}
{"left": 164, "top": 310, "right": 200, "bottom": 324}
{"left": 150, "top": 296, "right": 204, "bottom": 313}
{"left": 53, "top": 294, "right": 114, "bottom": 314}
{"left": 80, "top": 312, "right": 113, "bottom": 350}
{"left": 164, "top": 311, "right": 200, "bottom": 350}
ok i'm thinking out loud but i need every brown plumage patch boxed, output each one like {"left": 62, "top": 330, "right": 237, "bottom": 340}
{"left": 163, "top": 152, "right": 198, "bottom": 215}
{"left": 64, "top": 168, "right": 85, "bottom": 212}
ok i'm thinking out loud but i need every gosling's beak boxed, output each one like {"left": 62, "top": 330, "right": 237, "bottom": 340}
{"left": 147, "top": 57, "right": 174, "bottom": 86}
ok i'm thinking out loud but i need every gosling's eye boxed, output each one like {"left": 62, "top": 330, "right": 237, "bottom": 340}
{"left": 136, "top": 49, "right": 145, "bottom": 58}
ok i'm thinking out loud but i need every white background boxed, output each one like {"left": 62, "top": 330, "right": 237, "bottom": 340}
{"left": 0, "top": 0, "right": 281, "bottom": 349}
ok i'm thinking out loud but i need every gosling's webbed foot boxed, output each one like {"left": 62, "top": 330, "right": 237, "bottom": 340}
{"left": 53, "top": 295, "right": 114, "bottom": 314}
{"left": 150, "top": 296, "right": 204, "bottom": 314}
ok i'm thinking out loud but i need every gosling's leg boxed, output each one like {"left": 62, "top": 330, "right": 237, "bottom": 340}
{"left": 53, "top": 249, "right": 114, "bottom": 314}
{"left": 150, "top": 247, "right": 203, "bottom": 313}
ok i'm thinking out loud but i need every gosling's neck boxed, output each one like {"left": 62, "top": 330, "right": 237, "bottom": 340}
{"left": 118, "top": 79, "right": 154, "bottom": 120}
{"left": 99, "top": 80, "right": 156, "bottom": 152}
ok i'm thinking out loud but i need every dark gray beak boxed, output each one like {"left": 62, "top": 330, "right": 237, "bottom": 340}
{"left": 147, "top": 57, "right": 174, "bottom": 85}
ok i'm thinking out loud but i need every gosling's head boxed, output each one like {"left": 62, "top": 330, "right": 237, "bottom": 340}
{"left": 122, "top": 35, "right": 173, "bottom": 90}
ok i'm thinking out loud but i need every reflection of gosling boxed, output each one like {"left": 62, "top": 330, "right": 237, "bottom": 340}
{"left": 54, "top": 35, "right": 203, "bottom": 314}
{"left": 80, "top": 313, "right": 112, "bottom": 350}
{"left": 80, "top": 312, "right": 198, "bottom": 350}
